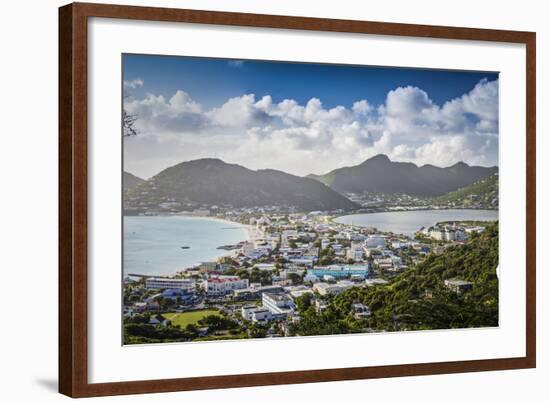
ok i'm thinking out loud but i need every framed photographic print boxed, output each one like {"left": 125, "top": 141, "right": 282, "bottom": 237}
{"left": 59, "top": 2, "right": 536, "bottom": 397}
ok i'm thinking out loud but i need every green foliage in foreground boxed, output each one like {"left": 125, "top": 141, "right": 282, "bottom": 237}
{"left": 290, "top": 222, "right": 499, "bottom": 335}
{"left": 124, "top": 310, "right": 240, "bottom": 344}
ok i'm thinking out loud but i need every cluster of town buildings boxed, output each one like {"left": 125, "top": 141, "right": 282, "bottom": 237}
{"left": 124, "top": 212, "right": 483, "bottom": 330}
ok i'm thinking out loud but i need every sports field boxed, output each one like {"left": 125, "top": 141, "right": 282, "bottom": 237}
{"left": 163, "top": 309, "right": 221, "bottom": 328}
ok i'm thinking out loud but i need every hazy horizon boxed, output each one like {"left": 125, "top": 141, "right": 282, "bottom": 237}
{"left": 124, "top": 153, "right": 499, "bottom": 181}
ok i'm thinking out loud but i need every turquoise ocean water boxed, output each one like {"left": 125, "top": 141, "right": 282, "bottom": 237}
{"left": 123, "top": 216, "right": 248, "bottom": 276}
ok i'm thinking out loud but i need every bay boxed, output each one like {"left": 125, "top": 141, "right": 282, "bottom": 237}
{"left": 335, "top": 209, "right": 499, "bottom": 237}
{"left": 123, "top": 216, "right": 248, "bottom": 276}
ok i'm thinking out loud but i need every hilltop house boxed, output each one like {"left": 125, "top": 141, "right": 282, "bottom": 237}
{"left": 444, "top": 278, "right": 474, "bottom": 294}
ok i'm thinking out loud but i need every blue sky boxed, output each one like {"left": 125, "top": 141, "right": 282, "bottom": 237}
{"left": 123, "top": 54, "right": 498, "bottom": 111}
{"left": 122, "top": 54, "right": 499, "bottom": 179}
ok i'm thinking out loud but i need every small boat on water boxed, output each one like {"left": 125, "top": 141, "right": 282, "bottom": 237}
{"left": 216, "top": 244, "right": 239, "bottom": 250}
{"left": 180, "top": 246, "right": 190, "bottom": 249}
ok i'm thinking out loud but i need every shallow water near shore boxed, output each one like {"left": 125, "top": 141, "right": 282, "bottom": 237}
{"left": 123, "top": 216, "right": 248, "bottom": 276}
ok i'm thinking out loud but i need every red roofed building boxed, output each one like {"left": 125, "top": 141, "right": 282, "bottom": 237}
{"left": 206, "top": 275, "right": 249, "bottom": 296}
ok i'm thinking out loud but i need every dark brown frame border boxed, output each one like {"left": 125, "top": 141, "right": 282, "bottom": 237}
{"left": 59, "top": 2, "right": 536, "bottom": 397}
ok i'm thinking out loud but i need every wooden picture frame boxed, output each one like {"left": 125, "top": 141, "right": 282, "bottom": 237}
{"left": 59, "top": 2, "right": 536, "bottom": 397}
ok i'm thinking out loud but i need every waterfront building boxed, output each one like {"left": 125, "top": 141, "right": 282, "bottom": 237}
{"left": 429, "top": 227, "right": 457, "bottom": 241}
{"left": 198, "top": 262, "right": 230, "bottom": 274}
{"left": 145, "top": 277, "right": 194, "bottom": 291}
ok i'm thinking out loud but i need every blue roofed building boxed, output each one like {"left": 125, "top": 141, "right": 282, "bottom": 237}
{"left": 161, "top": 288, "right": 193, "bottom": 302}
{"left": 307, "top": 264, "right": 369, "bottom": 279}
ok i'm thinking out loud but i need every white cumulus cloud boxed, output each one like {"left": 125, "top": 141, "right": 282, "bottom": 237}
{"left": 123, "top": 78, "right": 498, "bottom": 179}
{"left": 123, "top": 78, "right": 144, "bottom": 89}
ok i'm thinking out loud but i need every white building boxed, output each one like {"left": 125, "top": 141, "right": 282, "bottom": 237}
{"left": 145, "top": 277, "right": 194, "bottom": 291}
{"left": 315, "top": 299, "right": 328, "bottom": 313}
{"left": 272, "top": 277, "right": 293, "bottom": 287}
{"left": 279, "top": 266, "right": 306, "bottom": 279}
{"left": 352, "top": 303, "right": 371, "bottom": 319}
{"left": 241, "top": 305, "right": 272, "bottom": 324}
{"left": 256, "top": 216, "right": 271, "bottom": 226}
{"left": 253, "top": 263, "right": 277, "bottom": 272}
{"left": 347, "top": 242, "right": 365, "bottom": 261}
{"left": 262, "top": 292, "right": 296, "bottom": 318}
{"left": 206, "top": 276, "right": 249, "bottom": 296}
{"left": 464, "top": 226, "right": 485, "bottom": 234}
{"left": 287, "top": 258, "right": 314, "bottom": 267}
{"left": 313, "top": 281, "right": 355, "bottom": 296}
{"left": 429, "top": 227, "right": 456, "bottom": 241}
{"left": 303, "top": 273, "right": 320, "bottom": 284}
{"left": 288, "top": 286, "right": 314, "bottom": 299}
{"left": 365, "top": 235, "right": 386, "bottom": 249}
{"left": 365, "top": 278, "right": 389, "bottom": 286}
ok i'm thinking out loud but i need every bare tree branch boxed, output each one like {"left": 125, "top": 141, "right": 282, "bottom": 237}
{"left": 123, "top": 108, "right": 138, "bottom": 137}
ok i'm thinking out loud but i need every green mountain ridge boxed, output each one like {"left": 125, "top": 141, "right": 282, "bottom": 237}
{"left": 308, "top": 154, "right": 498, "bottom": 197}
{"left": 125, "top": 158, "right": 359, "bottom": 212}
{"left": 123, "top": 171, "right": 145, "bottom": 191}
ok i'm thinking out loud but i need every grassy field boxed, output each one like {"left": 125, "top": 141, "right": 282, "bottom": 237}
{"left": 163, "top": 309, "right": 221, "bottom": 328}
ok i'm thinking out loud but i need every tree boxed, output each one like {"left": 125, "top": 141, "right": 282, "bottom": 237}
{"left": 287, "top": 272, "right": 303, "bottom": 285}
{"left": 198, "top": 315, "right": 237, "bottom": 331}
{"left": 295, "top": 293, "right": 312, "bottom": 311}
{"left": 155, "top": 296, "right": 164, "bottom": 312}
{"left": 161, "top": 297, "right": 176, "bottom": 310}
{"left": 123, "top": 108, "right": 138, "bottom": 137}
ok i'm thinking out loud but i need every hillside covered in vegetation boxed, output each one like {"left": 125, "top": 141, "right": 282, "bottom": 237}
{"left": 434, "top": 173, "right": 498, "bottom": 209}
{"left": 290, "top": 222, "right": 499, "bottom": 335}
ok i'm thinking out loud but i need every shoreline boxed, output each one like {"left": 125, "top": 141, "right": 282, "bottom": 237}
{"left": 172, "top": 215, "right": 261, "bottom": 243}
{"left": 124, "top": 215, "right": 259, "bottom": 277}
{"left": 339, "top": 207, "right": 498, "bottom": 216}
{"left": 332, "top": 208, "right": 498, "bottom": 238}
{"left": 335, "top": 207, "right": 499, "bottom": 219}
